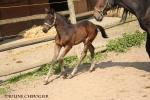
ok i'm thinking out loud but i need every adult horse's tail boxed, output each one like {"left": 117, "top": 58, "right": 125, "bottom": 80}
{"left": 96, "top": 25, "right": 108, "bottom": 38}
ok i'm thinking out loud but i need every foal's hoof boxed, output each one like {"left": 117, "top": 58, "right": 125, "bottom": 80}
{"left": 67, "top": 74, "right": 74, "bottom": 79}
{"left": 89, "top": 68, "right": 95, "bottom": 72}
{"left": 62, "top": 73, "right": 68, "bottom": 79}
{"left": 43, "top": 80, "right": 49, "bottom": 85}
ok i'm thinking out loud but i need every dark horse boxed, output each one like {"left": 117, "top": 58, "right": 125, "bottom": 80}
{"left": 94, "top": 0, "right": 129, "bottom": 23}
{"left": 93, "top": 0, "right": 150, "bottom": 58}
{"left": 42, "top": 8, "right": 108, "bottom": 84}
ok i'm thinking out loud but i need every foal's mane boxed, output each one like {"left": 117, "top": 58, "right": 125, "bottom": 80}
{"left": 55, "top": 13, "right": 71, "bottom": 24}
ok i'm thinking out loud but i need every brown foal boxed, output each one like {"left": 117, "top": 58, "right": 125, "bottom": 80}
{"left": 42, "top": 8, "right": 108, "bottom": 85}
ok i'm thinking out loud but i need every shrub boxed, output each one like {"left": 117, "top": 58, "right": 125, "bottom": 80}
{"left": 106, "top": 31, "right": 146, "bottom": 52}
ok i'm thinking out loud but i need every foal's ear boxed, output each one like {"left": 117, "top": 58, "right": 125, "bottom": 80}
{"left": 45, "top": 8, "right": 55, "bottom": 14}
{"left": 45, "top": 8, "right": 50, "bottom": 13}
{"left": 50, "top": 8, "right": 55, "bottom": 14}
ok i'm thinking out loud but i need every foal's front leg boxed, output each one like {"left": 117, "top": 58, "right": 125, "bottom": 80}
{"left": 44, "top": 43, "right": 61, "bottom": 85}
{"left": 57, "top": 45, "right": 72, "bottom": 78}
{"left": 68, "top": 45, "right": 88, "bottom": 79}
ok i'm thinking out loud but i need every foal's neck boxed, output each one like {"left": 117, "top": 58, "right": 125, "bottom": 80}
{"left": 55, "top": 14, "right": 71, "bottom": 29}
{"left": 54, "top": 14, "right": 72, "bottom": 36}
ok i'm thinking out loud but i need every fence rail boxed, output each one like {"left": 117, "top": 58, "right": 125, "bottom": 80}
{"left": 0, "top": 1, "right": 67, "bottom": 9}
{"left": 0, "top": 11, "right": 69, "bottom": 25}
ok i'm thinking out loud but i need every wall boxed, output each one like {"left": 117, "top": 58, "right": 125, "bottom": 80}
{"left": 0, "top": 0, "right": 95, "bottom": 37}
{"left": 0, "top": 0, "right": 49, "bottom": 37}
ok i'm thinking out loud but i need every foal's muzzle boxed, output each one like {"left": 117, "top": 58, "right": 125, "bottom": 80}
{"left": 42, "top": 25, "right": 49, "bottom": 33}
{"left": 42, "top": 28, "right": 48, "bottom": 33}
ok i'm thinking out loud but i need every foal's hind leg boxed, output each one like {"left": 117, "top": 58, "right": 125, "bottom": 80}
{"left": 88, "top": 44, "right": 96, "bottom": 72}
{"left": 68, "top": 44, "right": 88, "bottom": 79}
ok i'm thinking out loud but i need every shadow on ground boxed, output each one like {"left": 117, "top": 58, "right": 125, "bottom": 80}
{"left": 73, "top": 61, "right": 150, "bottom": 75}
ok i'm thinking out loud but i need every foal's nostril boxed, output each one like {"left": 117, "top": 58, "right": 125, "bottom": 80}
{"left": 42, "top": 28, "right": 48, "bottom": 33}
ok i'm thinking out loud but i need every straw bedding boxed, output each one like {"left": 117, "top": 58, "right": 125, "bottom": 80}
{"left": 23, "top": 26, "right": 56, "bottom": 38}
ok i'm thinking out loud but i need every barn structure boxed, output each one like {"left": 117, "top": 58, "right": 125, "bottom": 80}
{"left": 0, "top": 0, "right": 97, "bottom": 39}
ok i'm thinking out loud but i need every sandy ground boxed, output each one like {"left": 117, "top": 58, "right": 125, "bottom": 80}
{"left": 0, "top": 17, "right": 142, "bottom": 77}
{"left": 0, "top": 46, "right": 150, "bottom": 100}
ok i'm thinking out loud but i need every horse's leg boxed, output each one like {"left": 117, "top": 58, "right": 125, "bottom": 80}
{"left": 120, "top": 9, "right": 128, "bottom": 23}
{"left": 146, "top": 30, "right": 150, "bottom": 58}
{"left": 88, "top": 44, "right": 96, "bottom": 72}
{"left": 68, "top": 44, "right": 88, "bottom": 79}
{"left": 57, "top": 45, "right": 72, "bottom": 78}
{"left": 44, "top": 43, "right": 62, "bottom": 85}
{"left": 142, "top": 11, "right": 150, "bottom": 58}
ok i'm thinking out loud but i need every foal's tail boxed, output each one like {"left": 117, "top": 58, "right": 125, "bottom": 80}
{"left": 96, "top": 25, "right": 108, "bottom": 38}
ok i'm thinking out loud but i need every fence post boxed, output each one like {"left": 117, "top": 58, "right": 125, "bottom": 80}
{"left": 67, "top": 0, "right": 81, "bottom": 58}
{"left": 67, "top": 0, "right": 76, "bottom": 24}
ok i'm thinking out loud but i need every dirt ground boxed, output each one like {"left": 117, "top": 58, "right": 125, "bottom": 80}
{"left": 1, "top": 46, "right": 150, "bottom": 100}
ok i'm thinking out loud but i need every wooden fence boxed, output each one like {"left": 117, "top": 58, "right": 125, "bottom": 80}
{"left": 0, "top": 0, "right": 96, "bottom": 38}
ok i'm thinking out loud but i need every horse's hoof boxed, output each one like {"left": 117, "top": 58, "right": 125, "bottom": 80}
{"left": 89, "top": 69, "right": 94, "bottom": 72}
{"left": 67, "top": 74, "right": 74, "bottom": 79}
{"left": 120, "top": 21, "right": 125, "bottom": 24}
{"left": 43, "top": 80, "right": 49, "bottom": 85}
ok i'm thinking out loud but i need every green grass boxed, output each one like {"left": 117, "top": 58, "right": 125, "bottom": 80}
{"left": 6, "top": 72, "right": 35, "bottom": 84}
{"left": 4, "top": 53, "right": 105, "bottom": 85}
{"left": 2, "top": 31, "right": 146, "bottom": 86}
{"left": 0, "top": 87, "right": 9, "bottom": 95}
{"left": 106, "top": 31, "right": 146, "bottom": 52}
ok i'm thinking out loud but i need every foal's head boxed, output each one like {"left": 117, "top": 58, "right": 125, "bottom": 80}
{"left": 42, "top": 8, "right": 56, "bottom": 33}
{"left": 94, "top": 0, "right": 115, "bottom": 21}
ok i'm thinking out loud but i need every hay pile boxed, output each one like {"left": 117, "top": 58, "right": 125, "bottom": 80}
{"left": 107, "top": 8, "right": 124, "bottom": 17}
{"left": 107, "top": 8, "right": 133, "bottom": 18}
{"left": 23, "top": 26, "right": 57, "bottom": 38}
